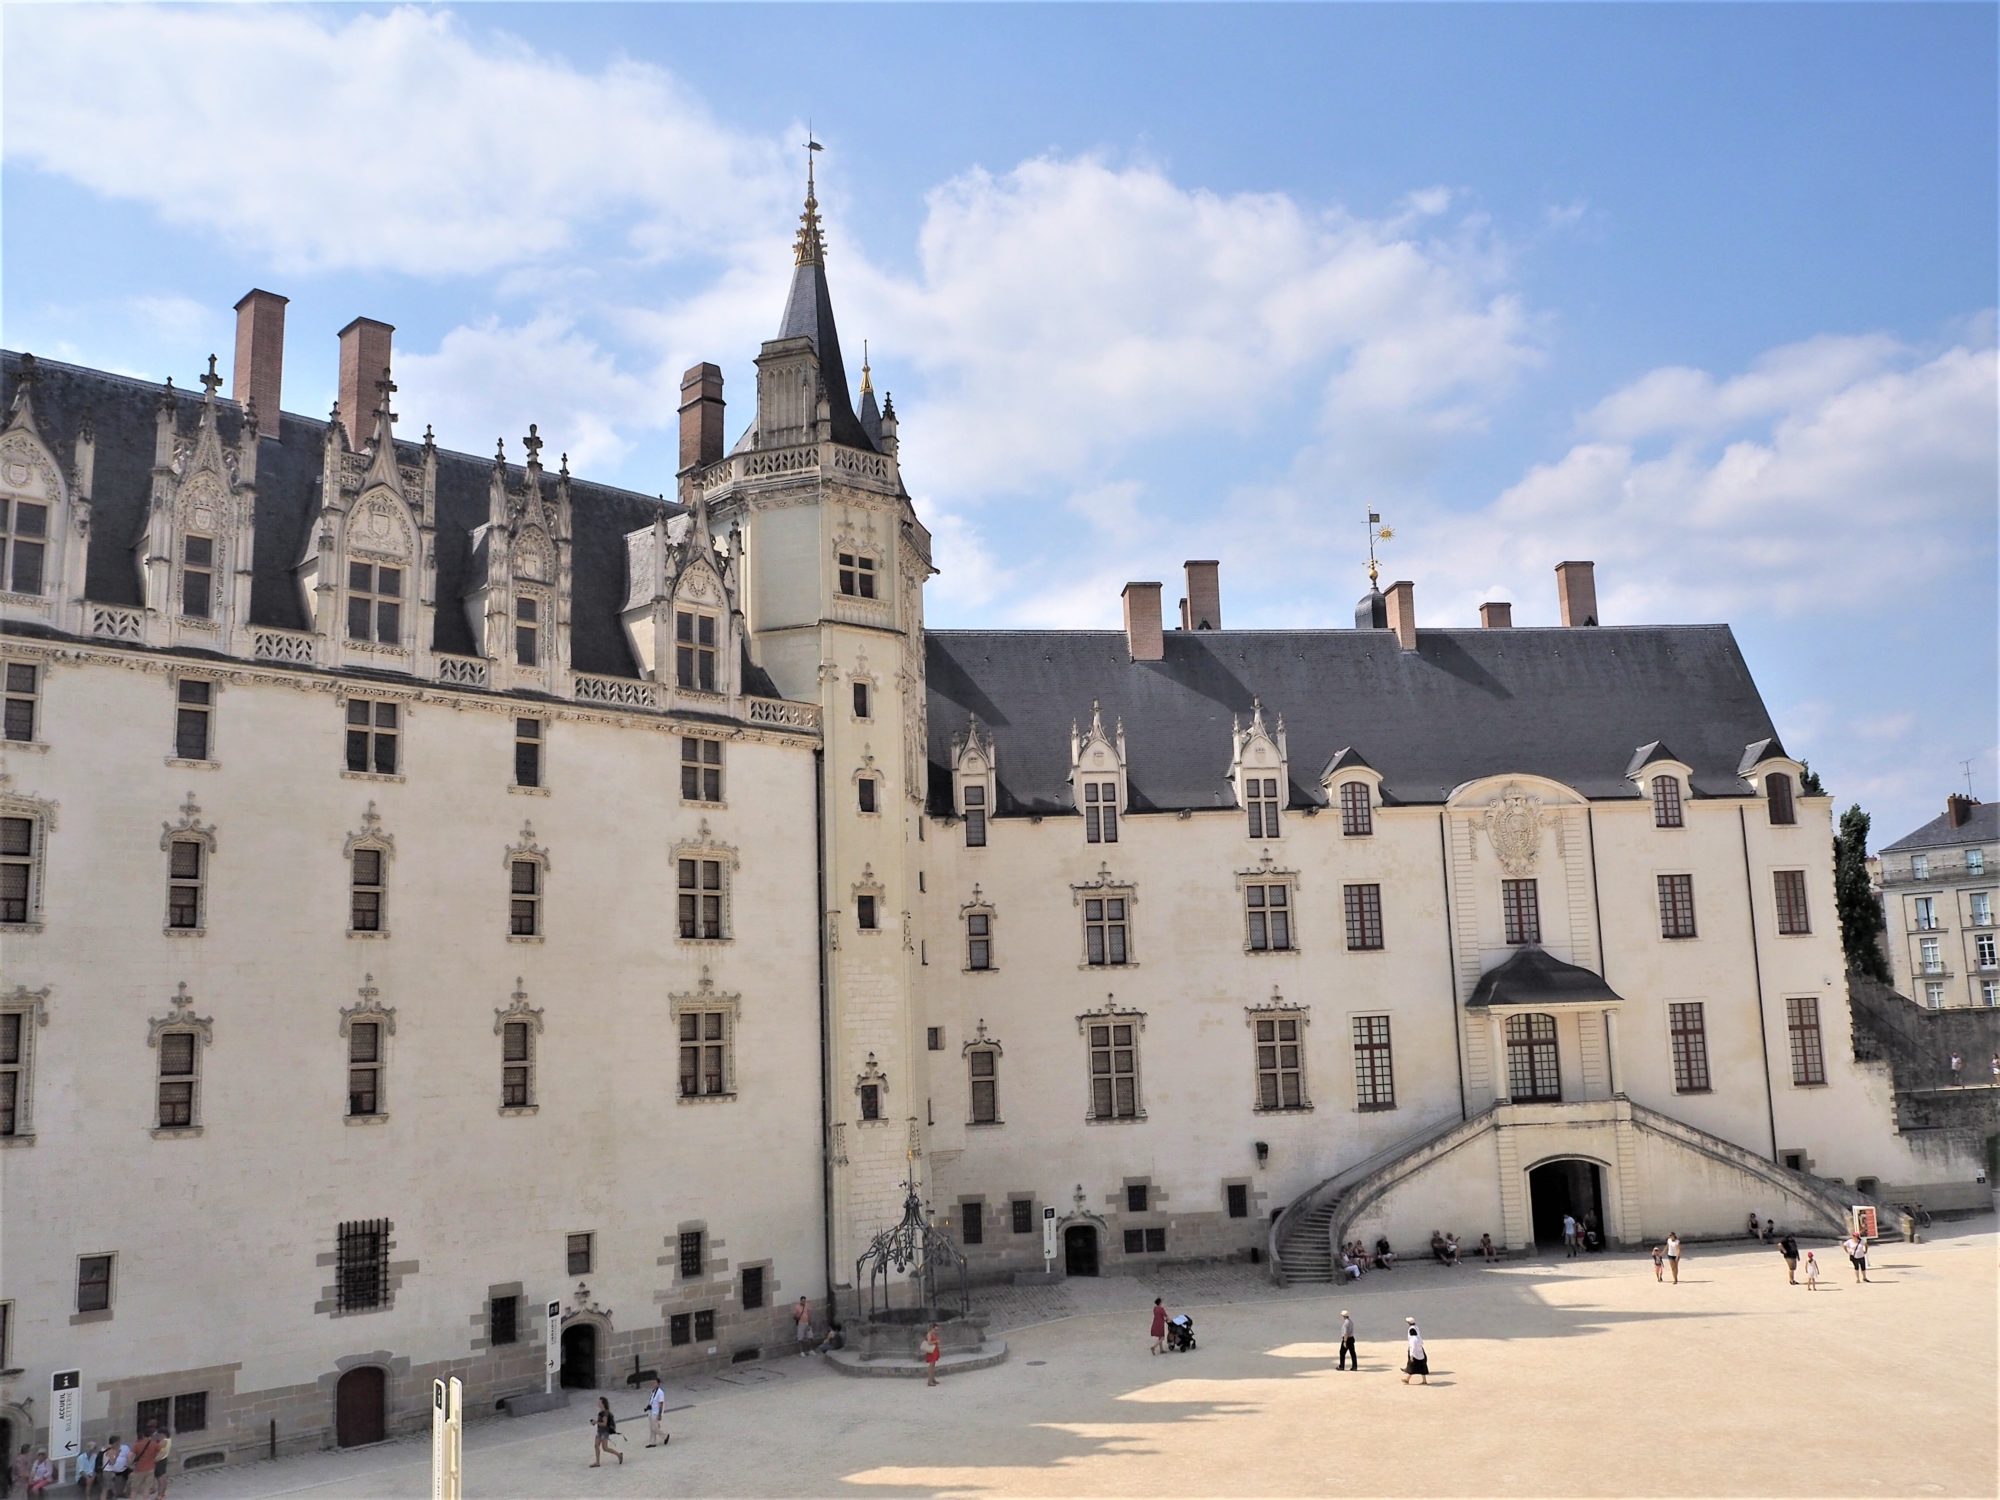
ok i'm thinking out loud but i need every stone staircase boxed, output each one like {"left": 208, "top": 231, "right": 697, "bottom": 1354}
{"left": 1268, "top": 1110, "right": 1490, "bottom": 1283}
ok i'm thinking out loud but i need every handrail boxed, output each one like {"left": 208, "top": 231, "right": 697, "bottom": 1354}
{"left": 1266, "top": 1110, "right": 1474, "bottom": 1281}
{"left": 1625, "top": 1101, "right": 1857, "bottom": 1233}
{"left": 1325, "top": 1106, "right": 1502, "bottom": 1255}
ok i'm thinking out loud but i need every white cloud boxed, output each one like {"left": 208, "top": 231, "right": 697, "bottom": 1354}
{"left": 3, "top": 5, "right": 790, "bottom": 276}
{"left": 1580, "top": 332, "right": 1906, "bottom": 443}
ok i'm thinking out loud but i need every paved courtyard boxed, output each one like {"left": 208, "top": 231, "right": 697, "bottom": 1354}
{"left": 184, "top": 1219, "right": 1997, "bottom": 1498}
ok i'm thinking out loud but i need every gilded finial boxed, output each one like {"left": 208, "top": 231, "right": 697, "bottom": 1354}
{"left": 795, "top": 134, "right": 827, "bottom": 267}
{"left": 1365, "top": 510, "right": 1393, "bottom": 588}
{"left": 861, "top": 338, "right": 872, "bottom": 396}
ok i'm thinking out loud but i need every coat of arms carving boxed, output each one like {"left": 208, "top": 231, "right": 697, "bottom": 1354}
{"left": 1483, "top": 783, "right": 1547, "bottom": 876}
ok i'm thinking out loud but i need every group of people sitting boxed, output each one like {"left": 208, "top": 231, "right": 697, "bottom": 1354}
{"left": 1336, "top": 1231, "right": 1497, "bottom": 1279}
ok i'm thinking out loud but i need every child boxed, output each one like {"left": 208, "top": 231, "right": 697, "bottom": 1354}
{"left": 1651, "top": 1244, "right": 1665, "bottom": 1282}
{"left": 1804, "top": 1250, "right": 1820, "bottom": 1291}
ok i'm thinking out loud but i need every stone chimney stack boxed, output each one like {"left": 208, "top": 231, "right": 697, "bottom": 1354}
{"left": 1946, "top": 794, "right": 1976, "bottom": 828}
{"left": 679, "top": 363, "right": 726, "bottom": 473}
{"left": 1122, "top": 582, "right": 1164, "bottom": 662}
{"left": 337, "top": 317, "right": 394, "bottom": 450}
{"left": 232, "top": 289, "right": 288, "bottom": 440}
{"left": 1556, "top": 560, "right": 1599, "bottom": 627}
{"left": 1184, "top": 559, "right": 1221, "bottom": 631}
{"left": 1479, "top": 601, "right": 1513, "bottom": 629}
{"left": 1385, "top": 580, "right": 1417, "bottom": 651}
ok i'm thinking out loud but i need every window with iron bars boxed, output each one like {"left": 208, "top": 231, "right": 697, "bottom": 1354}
{"left": 335, "top": 1220, "right": 390, "bottom": 1312}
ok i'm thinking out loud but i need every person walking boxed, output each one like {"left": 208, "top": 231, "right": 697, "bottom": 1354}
{"left": 1853, "top": 1231, "right": 1871, "bottom": 1283}
{"left": 1562, "top": 1213, "right": 1579, "bottom": 1259}
{"left": 1651, "top": 1244, "right": 1665, "bottom": 1282}
{"left": 1803, "top": 1250, "right": 1820, "bottom": 1290}
{"left": 644, "top": 1379, "right": 668, "bottom": 1448}
{"left": 589, "top": 1396, "right": 622, "bottom": 1467}
{"left": 1664, "top": 1232, "right": 1683, "bottom": 1284}
{"left": 1337, "top": 1309, "right": 1357, "bottom": 1371}
{"left": 1150, "top": 1297, "right": 1168, "bottom": 1355}
{"left": 1780, "top": 1232, "right": 1800, "bottom": 1285}
{"left": 1400, "top": 1318, "right": 1429, "bottom": 1385}
{"left": 921, "top": 1324, "right": 942, "bottom": 1387}
{"left": 793, "top": 1295, "right": 814, "bottom": 1355}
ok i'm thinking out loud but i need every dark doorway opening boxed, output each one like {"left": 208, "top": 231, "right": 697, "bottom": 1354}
{"left": 334, "top": 1366, "right": 386, "bottom": 1448}
{"left": 1063, "top": 1224, "right": 1099, "bottom": 1277}
{"left": 1528, "top": 1159, "right": 1606, "bottom": 1250}
{"left": 560, "top": 1321, "right": 598, "bottom": 1389}
{"left": 1, "top": 1417, "right": 13, "bottom": 1493}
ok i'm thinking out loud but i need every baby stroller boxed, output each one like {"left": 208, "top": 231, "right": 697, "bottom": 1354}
{"left": 1165, "top": 1313, "right": 1196, "bottom": 1352}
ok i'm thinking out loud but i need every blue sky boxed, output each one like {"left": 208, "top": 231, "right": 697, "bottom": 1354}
{"left": 4, "top": 2, "right": 1994, "bottom": 846}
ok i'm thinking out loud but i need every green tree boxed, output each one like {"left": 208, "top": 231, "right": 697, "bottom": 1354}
{"left": 1834, "top": 802, "right": 1889, "bottom": 981}
{"left": 1799, "top": 761, "right": 1826, "bottom": 795}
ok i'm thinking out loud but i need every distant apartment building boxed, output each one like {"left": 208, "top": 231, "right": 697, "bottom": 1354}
{"left": 1880, "top": 796, "right": 1998, "bottom": 1008}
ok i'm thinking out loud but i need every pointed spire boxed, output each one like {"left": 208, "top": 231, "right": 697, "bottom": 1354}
{"left": 6, "top": 352, "right": 39, "bottom": 434}
{"left": 860, "top": 339, "right": 873, "bottom": 396}
{"left": 795, "top": 137, "right": 827, "bottom": 267}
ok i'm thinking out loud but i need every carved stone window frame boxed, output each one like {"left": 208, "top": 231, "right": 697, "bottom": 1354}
{"left": 495, "top": 981, "right": 545, "bottom": 1116}
{"left": 669, "top": 966, "right": 740, "bottom": 1105}
{"left": 0, "top": 775, "right": 57, "bottom": 933}
{"left": 1230, "top": 698, "right": 1289, "bottom": 839}
{"left": 854, "top": 1051, "right": 890, "bottom": 1125}
{"left": 852, "top": 746, "right": 883, "bottom": 819}
{"left": 165, "top": 671, "right": 222, "bottom": 769}
{"left": 963, "top": 1018, "right": 1003, "bottom": 1127}
{"left": 852, "top": 862, "right": 886, "bottom": 937}
{"left": 504, "top": 822, "right": 550, "bottom": 943}
{"left": 160, "top": 792, "right": 217, "bottom": 937}
{"left": 338, "top": 975, "right": 397, "bottom": 1125}
{"left": 1236, "top": 850, "right": 1300, "bottom": 956}
{"left": 147, "top": 981, "right": 213, "bottom": 1138}
{"left": 0, "top": 984, "right": 51, "bottom": 1144}
{"left": 1244, "top": 993, "right": 1313, "bottom": 1114}
{"left": 950, "top": 717, "right": 995, "bottom": 847}
{"left": 1077, "top": 999, "right": 1147, "bottom": 1124}
{"left": 1072, "top": 863, "right": 1138, "bottom": 969}
{"left": 962, "top": 885, "right": 997, "bottom": 973}
{"left": 671, "top": 818, "right": 738, "bottom": 945}
{"left": 343, "top": 802, "right": 394, "bottom": 939}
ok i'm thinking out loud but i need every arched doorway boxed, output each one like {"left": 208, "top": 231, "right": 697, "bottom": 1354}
{"left": 334, "top": 1366, "right": 386, "bottom": 1448}
{"left": 1528, "top": 1158, "right": 1606, "bottom": 1250}
{"left": 1063, "top": 1224, "right": 1099, "bottom": 1277}
{"left": 560, "top": 1321, "right": 599, "bottom": 1389}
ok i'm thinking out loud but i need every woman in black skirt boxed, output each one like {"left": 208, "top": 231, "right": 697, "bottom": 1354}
{"left": 1401, "top": 1317, "right": 1429, "bottom": 1385}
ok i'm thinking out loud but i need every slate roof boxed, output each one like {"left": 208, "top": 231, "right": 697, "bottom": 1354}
{"left": 1465, "top": 947, "right": 1627, "bottom": 1010}
{"left": 2, "top": 351, "right": 685, "bottom": 680}
{"left": 776, "top": 258, "right": 876, "bottom": 454}
{"left": 1881, "top": 801, "right": 1999, "bottom": 853}
{"left": 924, "top": 626, "right": 1782, "bottom": 816}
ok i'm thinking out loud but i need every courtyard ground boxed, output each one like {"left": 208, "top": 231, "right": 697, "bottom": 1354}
{"left": 183, "top": 1218, "right": 1997, "bottom": 1499}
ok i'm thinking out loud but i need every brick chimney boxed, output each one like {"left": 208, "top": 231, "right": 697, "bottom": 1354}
{"left": 232, "top": 289, "right": 287, "bottom": 440}
{"left": 1947, "top": 794, "right": 1976, "bottom": 828}
{"left": 1556, "top": 560, "right": 1598, "bottom": 627}
{"left": 1384, "top": 579, "right": 1417, "bottom": 650}
{"left": 679, "top": 362, "right": 726, "bottom": 472}
{"left": 1122, "top": 582, "right": 1164, "bottom": 662}
{"left": 1479, "top": 601, "right": 1513, "bottom": 629}
{"left": 1183, "top": 559, "right": 1221, "bottom": 631}
{"left": 337, "top": 317, "right": 394, "bottom": 449}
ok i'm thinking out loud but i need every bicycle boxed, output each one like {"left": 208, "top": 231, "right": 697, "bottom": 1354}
{"left": 1899, "top": 1202, "right": 1933, "bottom": 1230}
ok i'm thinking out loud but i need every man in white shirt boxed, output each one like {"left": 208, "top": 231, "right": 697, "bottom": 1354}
{"left": 1562, "top": 1213, "right": 1579, "bottom": 1258}
{"left": 645, "top": 1380, "right": 668, "bottom": 1448}
{"left": 102, "top": 1436, "right": 133, "bottom": 1499}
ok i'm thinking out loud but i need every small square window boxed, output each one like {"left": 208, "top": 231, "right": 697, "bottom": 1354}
{"left": 927, "top": 1027, "right": 944, "bottom": 1051}
{"left": 136, "top": 1398, "right": 169, "bottom": 1438}
{"left": 1123, "top": 1228, "right": 1144, "bottom": 1254}
{"left": 174, "top": 1391, "right": 209, "bottom": 1433}
{"left": 1144, "top": 1227, "right": 1166, "bottom": 1253}
{"left": 566, "top": 1232, "right": 593, "bottom": 1276}
{"left": 77, "top": 1253, "right": 114, "bottom": 1313}
{"left": 1226, "top": 1183, "right": 1249, "bottom": 1219}
{"left": 1012, "top": 1200, "right": 1034, "bottom": 1235}
{"left": 694, "top": 1309, "right": 715, "bottom": 1342}
{"left": 1126, "top": 1183, "right": 1148, "bottom": 1213}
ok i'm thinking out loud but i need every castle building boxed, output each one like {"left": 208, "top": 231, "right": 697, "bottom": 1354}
{"left": 0, "top": 174, "right": 1969, "bottom": 1469}
{"left": 1878, "top": 795, "right": 1998, "bottom": 1009}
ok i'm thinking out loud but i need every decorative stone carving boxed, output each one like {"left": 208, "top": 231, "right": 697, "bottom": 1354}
{"left": 147, "top": 980, "right": 213, "bottom": 1048}
{"left": 494, "top": 979, "right": 545, "bottom": 1036}
{"left": 159, "top": 791, "right": 217, "bottom": 854}
{"left": 338, "top": 973, "right": 397, "bottom": 1037}
{"left": 1482, "top": 782, "right": 1549, "bottom": 876}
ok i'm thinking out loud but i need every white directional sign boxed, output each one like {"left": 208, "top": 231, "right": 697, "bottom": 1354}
{"left": 51, "top": 1369, "right": 82, "bottom": 1465}
{"left": 1042, "top": 1205, "right": 1058, "bottom": 1266}
{"left": 545, "top": 1299, "right": 562, "bottom": 1393}
{"left": 431, "top": 1380, "right": 447, "bottom": 1500}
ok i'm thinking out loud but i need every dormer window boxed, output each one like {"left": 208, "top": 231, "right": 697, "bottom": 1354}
{"left": 346, "top": 561, "right": 402, "bottom": 645}
{"left": 675, "top": 609, "right": 718, "bottom": 691}
{"left": 1246, "top": 777, "right": 1282, "bottom": 839}
{"left": 1338, "top": 782, "right": 1372, "bottom": 837}
{"left": 1765, "top": 773, "right": 1795, "bottom": 826}
{"left": 514, "top": 595, "right": 540, "bottom": 667}
{"left": 181, "top": 535, "right": 215, "bottom": 620}
{"left": 962, "top": 785, "right": 987, "bottom": 847}
{"left": 837, "top": 551, "right": 878, "bottom": 600}
{"left": 1083, "top": 780, "right": 1118, "bottom": 843}
{"left": 1651, "top": 775, "right": 1684, "bottom": 829}
{"left": 0, "top": 497, "right": 46, "bottom": 595}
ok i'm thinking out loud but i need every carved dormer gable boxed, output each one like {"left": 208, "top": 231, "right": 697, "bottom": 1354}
{"left": 618, "top": 495, "right": 741, "bottom": 704}
{"left": 0, "top": 354, "right": 90, "bottom": 635}
{"left": 950, "top": 715, "right": 997, "bottom": 841}
{"left": 137, "top": 358, "right": 258, "bottom": 655}
{"left": 463, "top": 426, "right": 573, "bottom": 694}
{"left": 1229, "top": 697, "right": 1290, "bottom": 836}
{"left": 1068, "top": 700, "right": 1129, "bottom": 834}
{"left": 299, "top": 371, "right": 437, "bottom": 676}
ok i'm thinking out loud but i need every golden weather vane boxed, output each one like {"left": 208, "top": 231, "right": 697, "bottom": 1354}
{"left": 1366, "top": 510, "right": 1394, "bottom": 587}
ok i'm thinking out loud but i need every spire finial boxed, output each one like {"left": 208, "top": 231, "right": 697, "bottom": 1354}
{"left": 1366, "top": 509, "right": 1393, "bottom": 588}
{"left": 861, "top": 338, "right": 872, "bottom": 396}
{"left": 795, "top": 134, "right": 827, "bottom": 267}
{"left": 523, "top": 423, "right": 543, "bottom": 466}
{"left": 200, "top": 354, "right": 222, "bottom": 400}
